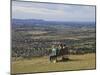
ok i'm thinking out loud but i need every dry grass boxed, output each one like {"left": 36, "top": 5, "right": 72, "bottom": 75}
{"left": 11, "top": 53, "right": 96, "bottom": 74}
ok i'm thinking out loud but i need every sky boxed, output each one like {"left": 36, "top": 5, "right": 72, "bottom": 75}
{"left": 12, "top": 1, "right": 96, "bottom": 22}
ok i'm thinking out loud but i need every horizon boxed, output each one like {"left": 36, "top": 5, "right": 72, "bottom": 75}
{"left": 12, "top": 18, "right": 96, "bottom": 23}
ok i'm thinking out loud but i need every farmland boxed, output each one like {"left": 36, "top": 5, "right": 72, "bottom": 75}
{"left": 12, "top": 20, "right": 96, "bottom": 57}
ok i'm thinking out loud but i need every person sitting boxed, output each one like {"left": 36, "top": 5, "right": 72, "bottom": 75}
{"left": 49, "top": 45, "right": 58, "bottom": 63}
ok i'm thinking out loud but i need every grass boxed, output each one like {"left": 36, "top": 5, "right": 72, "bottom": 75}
{"left": 11, "top": 53, "right": 96, "bottom": 74}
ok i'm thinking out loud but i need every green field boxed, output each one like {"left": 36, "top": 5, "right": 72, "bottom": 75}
{"left": 11, "top": 53, "right": 96, "bottom": 74}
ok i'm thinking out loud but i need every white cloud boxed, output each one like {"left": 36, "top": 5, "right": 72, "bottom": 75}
{"left": 12, "top": 1, "right": 95, "bottom": 22}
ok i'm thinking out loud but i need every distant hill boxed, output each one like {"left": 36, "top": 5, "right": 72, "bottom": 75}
{"left": 12, "top": 19, "right": 96, "bottom": 28}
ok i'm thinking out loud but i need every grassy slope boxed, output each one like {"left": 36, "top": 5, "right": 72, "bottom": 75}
{"left": 11, "top": 53, "right": 96, "bottom": 74}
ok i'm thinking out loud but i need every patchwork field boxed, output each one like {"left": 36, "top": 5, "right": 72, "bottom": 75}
{"left": 11, "top": 53, "right": 96, "bottom": 74}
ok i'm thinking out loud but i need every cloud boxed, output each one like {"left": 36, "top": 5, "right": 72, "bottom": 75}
{"left": 12, "top": 1, "right": 95, "bottom": 22}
